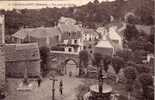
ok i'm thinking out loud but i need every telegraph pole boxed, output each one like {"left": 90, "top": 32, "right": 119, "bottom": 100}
{"left": 49, "top": 76, "right": 58, "bottom": 100}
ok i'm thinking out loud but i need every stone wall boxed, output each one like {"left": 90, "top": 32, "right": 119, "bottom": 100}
{"left": 6, "top": 60, "right": 41, "bottom": 78}
{"left": 48, "top": 51, "right": 79, "bottom": 70}
{"left": 0, "top": 47, "right": 5, "bottom": 89}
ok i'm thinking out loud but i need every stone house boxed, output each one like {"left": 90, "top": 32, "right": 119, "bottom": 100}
{"left": 57, "top": 23, "right": 83, "bottom": 53}
{"left": 108, "top": 26, "right": 123, "bottom": 51}
{"left": 12, "top": 27, "right": 61, "bottom": 48}
{"left": 97, "top": 24, "right": 124, "bottom": 52}
{"left": 82, "top": 28, "right": 99, "bottom": 42}
{"left": 4, "top": 43, "right": 41, "bottom": 77}
{"left": 82, "top": 28, "right": 99, "bottom": 53}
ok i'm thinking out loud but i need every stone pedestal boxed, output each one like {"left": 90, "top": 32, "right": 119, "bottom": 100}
{"left": 89, "top": 84, "right": 112, "bottom": 100}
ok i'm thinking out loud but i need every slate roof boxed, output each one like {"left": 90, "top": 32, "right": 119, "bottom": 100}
{"left": 59, "top": 16, "right": 76, "bottom": 25}
{"left": 4, "top": 43, "right": 40, "bottom": 61}
{"left": 12, "top": 28, "right": 34, "bottom": 39}
{"left": 109, "top": 26, "right": 122, "bottom": 40}
{"left": 12, "top": 27, "right": 61, "bottom": 39}
{"left": 95, "top": 40, "right": 113, "bottom": 48}
{"left": 82, "top": 28, "right": 99, "bottom": 36}
{"left": 58, "top": 23, "right": 81, "bottom": 33}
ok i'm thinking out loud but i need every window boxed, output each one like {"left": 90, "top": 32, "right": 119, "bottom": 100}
{"left": 68, "top": 32, "right": 71, "bottom": 37}
{"left": 74, "top": 39, "right": 77, "bottom": 44}
{"left": 88, "top": 45, "right": 92, "bottom": 49}
{"left": 112, "top": 40, "right": 119, "bottom": 43}
{"left": 68, "top": 48, "right": 72, "bottom": 52}
{"left": 56, "top": 35, "right": 59, "bottom": 41}
{"left": 89, "top": 38, "right": 91, "bottom": 41}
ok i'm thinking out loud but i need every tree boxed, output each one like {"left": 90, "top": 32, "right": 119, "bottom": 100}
{"left": 148, "top": 33, "right": 154, "bottom": 45}
{"left": 133, "top": 49, "right": 146, "bottom": 63}
{"left": 123, "top": 66, "right": 137, "bottom": 100}
{"left": 127, "top": 15, "right": 138, "bottom": 24}
{"left": 79, "top": 49, "right": 89, "bottom": 75}
{"left": 138, "top": 73, "right": 153, "bottom": 100}
{"left": 103, "top": 55, "right": 112, "bottom": 73}
{"left": 124, "top": 24, "right": 139, "bottom": 41}
{"left": 39, "top": 46, "right": 50, "bottom": 76}
{"left": 92, "top": 53, "right": 103, "bottom": 67}
{"left": 135, "top": 64, "right": 150, "bottom": 74}
{"left": 93, "top": 0, "right": 99, "bottom": 5}
{"left": 116, "top": 49, "right": 133, "bottom": 62}
{"left": 144, "top": 42, "right": 154, "bottom": 53}
{"left": 112, "top": 56, "right": 124, "bottom": 83}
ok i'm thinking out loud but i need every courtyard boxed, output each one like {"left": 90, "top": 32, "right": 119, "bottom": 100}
{"left": 4, "top": 76, "right": 84, "bottom": 100}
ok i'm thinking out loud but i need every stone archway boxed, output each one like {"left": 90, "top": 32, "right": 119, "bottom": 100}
{"left": 64, "top": 58, "right": 79, "bottom": 77}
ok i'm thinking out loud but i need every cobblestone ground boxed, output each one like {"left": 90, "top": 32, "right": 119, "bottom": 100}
{"left": 4, "top": 76, "right": 83, "bottom": 100}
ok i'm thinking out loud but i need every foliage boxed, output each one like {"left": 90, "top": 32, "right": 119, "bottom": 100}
{"left": 138, "top": 73, "right": 153, "bottom": 86}
{"left": 124, "top": 24, "right": 139, "bottom": 41}
{"left": 144, "top": 41, "right": 154, "bottom": 53}
{"left": 132, "top": 49, "right": 147, "bottom": 63}
{"left": 115, "top": 49, "right": 133, "bottom": 62}
{"left": 39, "top": 46, "right": 50, "bottom": 73}
{"left": 112, "top": 56, "right": 124, "bottom": 74}
{"left": 138, "top": 73, "right": 154, "bottom": 100}
{"left": 39, "top": 46, "right": 50, "bottom": 64}
{"left": 148, "top": 33, "right": 154, "bottom": 45}
{"left": 123, "top": 66, "right": 137, "bottom": 94}
{"left": 128, "top": 34, "right": 154, "bottom": 53}
{"left": 103, "top": 55, "right": 112, "bottom": 72}
{"left": 79, "top": 49, "right": 89, "bottom": 68}
{"left": 143, "top": 86, "right": 154, "bottom": 100}
{"left": 126, "top": 15, "right": 139, "bottom": 24}
{"left": 92, "top": 52, "right": 103, "bottom": 67}
{"left": 135, "top": 64, "right": 150, "bottom": 74}
{"left": 124, "top": 66, "right": 137, "bottom": 80}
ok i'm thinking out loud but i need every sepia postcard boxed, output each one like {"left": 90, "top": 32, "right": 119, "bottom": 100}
{"left": 0, "top": 0, "right": 154, "bottom": 100}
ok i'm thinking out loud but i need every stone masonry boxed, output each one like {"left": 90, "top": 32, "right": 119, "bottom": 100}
{"left": 0, "top": 46, "right": 5, "bottom": 89}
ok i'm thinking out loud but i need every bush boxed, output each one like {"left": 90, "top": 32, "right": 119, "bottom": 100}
{"left": 138, "top": 73, "right": 154, "bottom": 100}
{"left": 112, "top": 56, "right": 124, "bottom": 74}
{"left": 138, "top": 73, "right": 153, "bottom": 86}
{"left": 135, "top": 64, "right": 150, "bottom": 74}
{"left": 39, "top": 46, "right": 50, "bottom": 76}
{"left": 123, "top": 66, "right": 137, "bottom": 80}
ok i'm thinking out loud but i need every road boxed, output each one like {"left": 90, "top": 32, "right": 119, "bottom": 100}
{"left": 4, "top": 76, "right": 83, "bottom": 100}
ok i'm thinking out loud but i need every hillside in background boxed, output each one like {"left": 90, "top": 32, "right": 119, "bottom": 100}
{"left": 0, "top": 0, "right": 154, "bottom": 35}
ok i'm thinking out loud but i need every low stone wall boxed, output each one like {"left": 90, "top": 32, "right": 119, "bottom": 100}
{"left": 0, "top": 48, "right": 5, "bottom": 89}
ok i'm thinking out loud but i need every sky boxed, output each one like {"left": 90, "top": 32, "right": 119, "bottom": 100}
{"left": 0, "top": 0, "right": 115, "bottom": 10}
